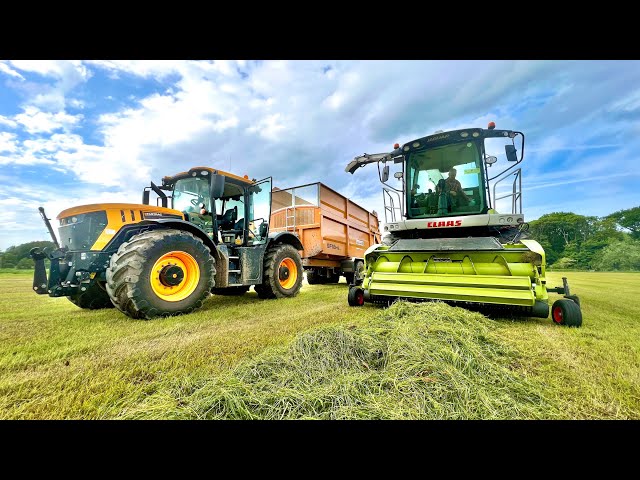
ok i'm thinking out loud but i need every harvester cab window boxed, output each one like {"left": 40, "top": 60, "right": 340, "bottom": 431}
{"left": 407, "top": 141, "right": 484, "bottom": 218}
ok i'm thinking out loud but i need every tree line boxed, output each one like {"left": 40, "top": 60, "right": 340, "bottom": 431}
{"left": 527, "top": 206, "right": 639, "bottom": 270}
{"left": 1, "top": 206, "right": 639, "bottom": 271}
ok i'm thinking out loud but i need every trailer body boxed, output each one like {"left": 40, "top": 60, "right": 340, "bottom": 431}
{"left": 270, "top": 182, "right": 380, "bottom": 284}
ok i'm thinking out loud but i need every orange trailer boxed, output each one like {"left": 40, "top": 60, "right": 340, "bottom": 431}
{"left": 270, "top": 182, "right": 381, "bottom": 285}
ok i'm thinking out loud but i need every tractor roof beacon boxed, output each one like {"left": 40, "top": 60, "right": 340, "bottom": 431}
{"left": 345, "top": 122, "right": 583, "bottom": 327}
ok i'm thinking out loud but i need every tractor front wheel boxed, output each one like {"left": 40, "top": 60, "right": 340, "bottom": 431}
{"left": 256, "top": 243, "right": 303, "bottom": 299}
{"left": 106, "top": 229, "right": 215, "bottom": 319}
{"left": 67, "top": 282, "right": 115, "bottom": 310}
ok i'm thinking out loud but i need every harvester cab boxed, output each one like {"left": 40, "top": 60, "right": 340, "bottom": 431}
{"left": 345, "top": 122, "right": 583, "bottom": 327}
{"left": 30, "top": 167, "right": 305, "bottom": 320}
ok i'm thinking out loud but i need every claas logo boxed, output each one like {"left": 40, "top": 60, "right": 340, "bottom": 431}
{"left": 426, "top": 220, "right": 463, "bottom": 228}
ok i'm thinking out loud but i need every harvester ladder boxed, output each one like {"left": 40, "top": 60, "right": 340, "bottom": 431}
{"left": 383, "top": 187, "right": 403, "bottom": 223}
{"left": 492, "top": 168, "right": 522, "bottom": 214}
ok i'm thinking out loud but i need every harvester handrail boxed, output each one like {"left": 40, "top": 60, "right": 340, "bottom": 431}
{"left": 491, "top": 168, "right": 522, "bottom": 214}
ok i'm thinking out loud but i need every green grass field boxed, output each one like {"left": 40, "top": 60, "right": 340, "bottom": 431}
{"left": 0, "top": 270, "right": 638, "bottom": 419}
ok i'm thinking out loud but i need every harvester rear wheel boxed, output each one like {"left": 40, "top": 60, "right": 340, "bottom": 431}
{"left": 67, "top": 282, "right": 115, "bottom": 310}
{"left": 551, "top": 299, "right": 582, "bottom": 327}
{"left": 257, "top": 243, "right": 303, "bottom": 299}
{"left": 106, "top": 229, "right": 215, "bottom": 319}
{"left": 348, "top": 286, "right": 365, "bottom": 307}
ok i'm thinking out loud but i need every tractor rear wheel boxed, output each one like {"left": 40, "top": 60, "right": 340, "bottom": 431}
{"left": 106, "top": 229, "right": 215, "bottom": 319}
{"left": 67, "top": 282, "right": 115, "bottom": 309}
{"left": 257, "top": 243, "right": 303, "bottom": 299}
{"left": 551, "top": 299, "right": 582, "bottom": 327}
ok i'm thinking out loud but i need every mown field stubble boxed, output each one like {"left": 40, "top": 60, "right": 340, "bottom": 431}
{"left": 0, "top": 270, "right": 638, "bottom": 419}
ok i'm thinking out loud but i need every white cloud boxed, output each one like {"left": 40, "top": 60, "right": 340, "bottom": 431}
{"left": 14, "top": 106, "right": 82, "bottom": 134}
{"left": 8, "top": 60, "right": 91, "bottom": 110}
{"left": 2, "top": 60, "right": 640, "bottom": 249}
{"left": 0, "top": 132, "right": 18, "bottom": 153}
{"left": 0, "top": 61, "right": 24, "bottom": 79}
{"left": 0, "top": 115, "right": 18, "bottom": 128}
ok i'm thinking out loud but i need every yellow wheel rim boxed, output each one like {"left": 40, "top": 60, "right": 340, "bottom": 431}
{"left": 278, "top": 257, "right": 298, "bottom": 290}
{"left": 150, "top": 251, "right": 200, "bottom": 302}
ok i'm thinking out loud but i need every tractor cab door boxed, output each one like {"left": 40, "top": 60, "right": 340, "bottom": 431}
{"left": 246, "top": 177, "right": 272, "bottom": 246}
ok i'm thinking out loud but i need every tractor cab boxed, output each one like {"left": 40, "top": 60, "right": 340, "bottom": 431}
{"left": 144, "top": 167, "right": 272, "bottom": 248}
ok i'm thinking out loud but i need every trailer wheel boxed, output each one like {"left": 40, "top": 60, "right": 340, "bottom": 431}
{"left": 258, "top": 243, "right": 303, "bottom": 299}
{"left": 67, "top": 282, "right": 115, "bottom": 310}
{"left": 327, "top": 272, "right": 341, "bottom": 284}
{"left": 106, "top": 229, "right": 215, "bottom": 319}
{"left": 306, "top": 269, "right": 324, "bottom": 285}
{"left": 212, "top": 286, "right": 250, "bottom": 296}
{"left": 551, "top": 299, "right": 582, "bottom": 327}
{"left": 345, "top": 260, "right": 365, "bottom": 286}
{"left": 348, "top": 286, "right": 365, "bottom": 307}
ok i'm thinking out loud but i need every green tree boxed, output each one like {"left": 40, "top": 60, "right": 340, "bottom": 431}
{"left": 16, "top": 257, "right": 35, "bottom": 269}
{"left": 1, "top": 252, "right": 18, "bottom": 268}
{"left": 608, "top": 206, "right": 640, "bottom": 239}
{"left": 591, "top": 239, "right": 640, "bottom": 271}
{"left": 4, "top": 241, "right": 56, "bottom": 262}
{"left": 529, "top": 212, "right": 591, "bottom": 254}
{"left": 552, "top": 257, "right": 578, "bottom": 269}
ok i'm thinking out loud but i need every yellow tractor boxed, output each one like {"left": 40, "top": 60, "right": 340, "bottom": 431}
{"left": 30, "top": 168, "right": 304, "bottom": 319}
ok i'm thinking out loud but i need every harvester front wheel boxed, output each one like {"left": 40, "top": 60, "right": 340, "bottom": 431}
{"left": 348, "top": 286, "right": 365, "bottom": 307}
{"left": 257, "top": 243, "right": 303, "bottom": 299}
{"left": 551, "top": 299, "right": 582, "bottom": 327}
{"left": 106, "top": 229, "right": 215, "bottom": 319}
{"left": 67, "top": 282, "right": 115, "bottom": 310}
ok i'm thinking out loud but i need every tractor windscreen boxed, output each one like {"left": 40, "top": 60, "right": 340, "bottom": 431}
{"left": 406, "top": 140, "right": 484, "bottom": 219}
{"left": 172, "top": 177, "right": 211, "bottom": 214}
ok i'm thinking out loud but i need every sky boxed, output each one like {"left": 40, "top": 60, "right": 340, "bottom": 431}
{"left": 1, "top": 60, "right": 639, "bottom": 250}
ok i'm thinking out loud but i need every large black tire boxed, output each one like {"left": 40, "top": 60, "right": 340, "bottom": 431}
{"left": 325, "top": 272, "right": 341, "bottom": 284}
{"left": 106, "top": 230, "right": 215, "bottom": 319}
{"left": 551, "top": 298, "right": 582, "bottom": 327}
{"left": 67, "top": 282, "right": 115, "bottom": 310}
{"left": 347, "top": 286, "right": 365, "bottom": 307}
{"left": 256, "top": 243, "right": 303, "bottom": 299}
{"left": 212, "top": 286, "right": 250, "bottom": 296}
{"left": 344, "top": 260, "right": 365, "bottom": 286}
{"left": 306, "top": 269, "right": 324, "bottom": 285}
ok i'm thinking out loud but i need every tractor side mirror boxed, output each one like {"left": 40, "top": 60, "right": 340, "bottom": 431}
{"left": 259, "top": 222, "right": 268, "bottom": 238}
{"left": 142, "top": 189, "right": 150, "bottom": 205}
{"left": 505, "top": 145, "right": 518, "bottom": 162}
{"left": 211, "top": 174, "right": 226, "bottom": 198}
{"left": 381, "top": 165, "right": 390, "bottom": 182}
